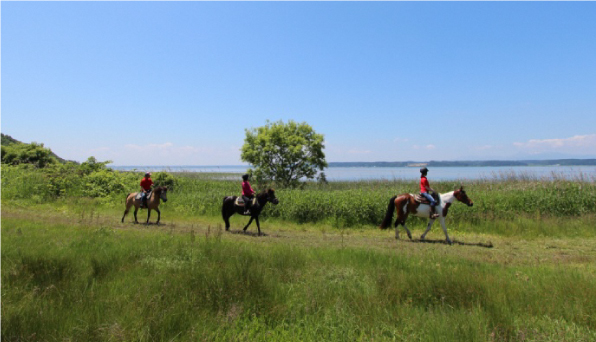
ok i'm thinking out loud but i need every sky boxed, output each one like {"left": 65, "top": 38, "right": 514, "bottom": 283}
{"left": 2, "top": 1, "right": 595, "bottom": 166}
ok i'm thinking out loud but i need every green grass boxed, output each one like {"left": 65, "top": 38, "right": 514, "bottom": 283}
{"left": 2, "top": 166, "right": 596, "bottom": 340}
{"left": 2, "top": 213, "right": 596, "bottom": 341}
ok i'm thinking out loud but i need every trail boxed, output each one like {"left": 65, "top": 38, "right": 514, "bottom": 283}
{"left": 3, "top": 207, "right": 596, "bottom": 268}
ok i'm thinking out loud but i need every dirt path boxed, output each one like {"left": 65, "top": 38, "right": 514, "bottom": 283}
{"left": 3, "top": 207, "right": 596, "bottom": 270}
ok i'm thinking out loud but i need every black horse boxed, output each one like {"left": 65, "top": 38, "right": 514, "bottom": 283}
{"left": 222, "top": 189, "right": 279, "bottom": 235}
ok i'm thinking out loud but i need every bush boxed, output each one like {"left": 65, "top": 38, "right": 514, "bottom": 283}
{"left": 83, "top": 169, "right": 127, "bottom": 198}
{"left": 1, "top": 142, "right": 57, "bottom": 168}
{"left": 153, "top": 172, "right": 176, "bottom": 190}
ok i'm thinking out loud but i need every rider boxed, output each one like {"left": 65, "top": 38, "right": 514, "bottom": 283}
{"left": 420, "top": 167, "right": 440, "bottom": 219}
{"left": 140, "top": 172, "right": 154, "bottom": 208}
{"left": 241, "top": 173, "right": 255, "bottom": 214}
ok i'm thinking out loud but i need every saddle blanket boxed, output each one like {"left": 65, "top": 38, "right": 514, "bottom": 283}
{"left": 235, "top": 197, "right": 257, "bottom": 207}
{"left": 135, "top": 191, "right": 152, "bottom": 201}
{"left": 413, "top": 193, "right": 438, "bottom": 205}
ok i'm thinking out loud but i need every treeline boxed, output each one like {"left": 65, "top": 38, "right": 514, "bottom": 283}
{"left": 1, "top": 133, "right": 175, "bottom": 200}
{"left": 329, "top": 159, "right": 596, "bottom": 168}
{"left": 1, "top": 133, "right": 74, "bottom": 165}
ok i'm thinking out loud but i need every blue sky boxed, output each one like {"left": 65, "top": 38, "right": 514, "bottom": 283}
{"left": 2, "top": 2, "right": 595, "bottom": 166}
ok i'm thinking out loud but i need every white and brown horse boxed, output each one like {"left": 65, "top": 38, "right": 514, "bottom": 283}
{"left": 379, "top": 186, "right": 473, "bottom": 244}
{"left": 121, "top": 186, "right": 168, "bottom": 224}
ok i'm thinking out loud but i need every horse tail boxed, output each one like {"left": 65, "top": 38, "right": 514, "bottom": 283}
{"left": 125, "top": 193, "right": 130, "bottom": 203}
{"left": 379, "top": 196, "right": 398, "bottom": 229}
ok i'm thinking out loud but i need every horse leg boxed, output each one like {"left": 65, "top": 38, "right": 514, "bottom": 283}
{"left": 255, "top": 216, "right": 262, "bottom": 236}
{"left": 243, "top": 217, "right": 254, "bottom": 232}
{"left": 439, "top": 217, "right": 452, "bottom": 245}
{"left": 146, "top": 209, "right": 152, "bottom": 224}
{"left": 155, "top": 208, "right": 161, "bottom": 225}
{"left": 402, "top": 223, "right": 413, "bottom": 240}
{"left": 122, "top": 199, "right": 135, "bottom": 223}
{"left": 394, "top": 209, "right": 410, "bottom": 240}
{"left": 420, "top": 219, "right": 436, "bottom": 240}
{"left": 223, "top": 212, "right": 231, "bottom": 231}
{"left": 134, "top": 208, "right": 139, "bottom": 224}
{"left": 122, "top": 207, "right": 129, "bottom": 223}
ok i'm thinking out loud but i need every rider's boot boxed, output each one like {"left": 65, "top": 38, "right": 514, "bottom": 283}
{"left": 430, "top": 205, "right": 440, "bottom": 219}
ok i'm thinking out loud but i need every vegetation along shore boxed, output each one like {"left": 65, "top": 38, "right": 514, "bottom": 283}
{"left": 2, "top": 134, "right": 595, "bottom": 340}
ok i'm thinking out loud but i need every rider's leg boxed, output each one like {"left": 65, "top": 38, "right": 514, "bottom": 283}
{"left": 243, "top": 196, "right": 251, "bottom": 214}
{"left": 422, "top": 192, "right": 439, "bottom": 218}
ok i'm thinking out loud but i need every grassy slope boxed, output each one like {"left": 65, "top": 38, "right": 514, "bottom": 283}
{"left": 2, "top": 204, "right": 596, "bottom": 341}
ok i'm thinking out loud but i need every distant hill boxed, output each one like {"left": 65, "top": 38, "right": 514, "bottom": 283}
{"left": 1, "top": 133, "right": 75, "bottom": 164}
{"left": 1, "top": 133, "right": 21, "bottom": 146}
{"left": 328, "top": 159, "right": 596, "bottom": 168}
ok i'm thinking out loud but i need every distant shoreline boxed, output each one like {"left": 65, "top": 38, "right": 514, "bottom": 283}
{"left": 328, "top": 159, "right": 596, "bottom": 168}
{"left": 112, "top": 159, "right": 596, "bottom": 170}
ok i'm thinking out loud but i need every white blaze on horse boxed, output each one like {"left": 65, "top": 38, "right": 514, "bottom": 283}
{"left": 121, "top": 186, "right": 168, "bottom": 224}
{"left": 379, "top": 186, "right": 474, "bottom": 244}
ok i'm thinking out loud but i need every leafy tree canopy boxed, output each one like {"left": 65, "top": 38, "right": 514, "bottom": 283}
{"left": 1, "top": 141, "right": 57, "bottom": 168}
{"left": 241, "top": 120, "right": 327, "bottom": 188}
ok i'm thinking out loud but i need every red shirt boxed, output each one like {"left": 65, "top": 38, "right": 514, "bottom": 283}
{"left": 140, "top": 177, "right": 153, "bottom": 191}
{"left": 420, "top": 176, "right": 430, "bottom": 193}
{"left": 242, "top": 181, "right": 255, "bottom": 197}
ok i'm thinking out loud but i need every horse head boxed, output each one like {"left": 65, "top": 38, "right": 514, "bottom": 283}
{"left": 156, "top": 186, "right": 168, "bottom": 203}
{"left": 264, "top": 188, "right": 279, "bottom": 205}
{"left": 453, "top": 185, "right": 473, "bottom": 207}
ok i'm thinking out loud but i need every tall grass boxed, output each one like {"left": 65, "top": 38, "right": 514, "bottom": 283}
{"left": 2, "top": 165, "right": 595, "bottom": 236}
{"left": 2, "top": 218, "right": 595, "bottom": 341}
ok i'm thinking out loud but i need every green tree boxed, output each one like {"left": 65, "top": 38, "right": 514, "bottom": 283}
{"left": 1, "top": 142, "right": 57, "bottom": 168}
{"left": 241, "top": 120, "right": 327, "bottom": 188}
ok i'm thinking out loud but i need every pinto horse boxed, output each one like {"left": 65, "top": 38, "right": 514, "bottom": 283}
{"left": 121, "top": 186, "right": 168, "bottom": 224}
{"left": 379, "top": 186, "right": 473, "bottom": 244}
{"left": 222, "top": 189, "right": 279, "bottom": 236}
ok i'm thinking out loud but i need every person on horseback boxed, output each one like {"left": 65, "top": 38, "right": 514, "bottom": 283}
{"left": 241, "top": 173, "right": 255, "bottom": 215}
{"left": 420, "top": 167, "right": 440, "bottom": 219}
{"left": 140, "top": 172, "right": 153, "bottom": 208}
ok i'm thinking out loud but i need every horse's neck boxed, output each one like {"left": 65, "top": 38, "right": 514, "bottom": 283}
{"left": 440, "top": 191, "right": 456, "bottom": 205}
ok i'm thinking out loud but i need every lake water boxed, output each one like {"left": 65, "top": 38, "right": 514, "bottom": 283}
{"left": 112, "top": 165, "right": 596, "bottom": 182}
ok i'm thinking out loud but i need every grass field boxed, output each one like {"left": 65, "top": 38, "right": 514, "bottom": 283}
{"left": 2, "top": 170, "right": 596, "bottom": 341}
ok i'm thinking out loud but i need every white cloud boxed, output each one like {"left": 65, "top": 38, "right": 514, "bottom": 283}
{"left": 412, "top": 144, "right": 436, "bottom": 150}
{"left": 513, "top": 134, "right": 596, "bottom": 154}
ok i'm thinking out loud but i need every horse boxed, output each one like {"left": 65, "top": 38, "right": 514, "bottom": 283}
{"left": 222, "top": 189, "right": 279, "bottom": 236}
{"left": 379, "top": 186, "right": 473, "bottom": 244}
{"left": 121, "top": 186, "right": 168, "bottom": 224}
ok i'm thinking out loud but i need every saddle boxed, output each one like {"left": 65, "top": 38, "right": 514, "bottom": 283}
{"left": 234, "top": 197, "right": 257, "bottom": 207}
{"left": 413, "top": 192, "right": 439, "bottom": 205}
{"left": 136, "top": 191, "right": 152, "bottom": 208}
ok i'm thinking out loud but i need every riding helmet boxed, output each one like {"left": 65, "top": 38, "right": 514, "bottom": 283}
{"left": 420, "top": 167, "right": 429, "bottom": 174}
{"left": 242, "top": 174, "right": 249, "bottom": 181}
{"left": 145, "top": 172, "right": 151, "bottom": 177}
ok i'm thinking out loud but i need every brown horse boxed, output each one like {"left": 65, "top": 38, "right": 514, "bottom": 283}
{"left": 379, "top": 186, "right": 473, "bottom": 244}
{"left": 121, "top": 186, "right": 168, "bottom": 224}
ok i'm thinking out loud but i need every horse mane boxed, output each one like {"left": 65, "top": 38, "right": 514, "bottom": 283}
{"left": 153, "top": 186, "right": 167, "bottom": 194}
